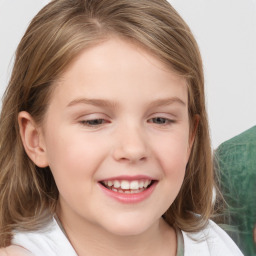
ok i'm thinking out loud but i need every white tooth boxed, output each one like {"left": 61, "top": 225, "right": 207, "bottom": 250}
{"left": 143, "top": 180, "right": 150, "bottom": 188}
{"left": 112, "top": 188, "right": 117, "bottom": 192}
{"left": 121, "top": 180, "right": 129, "bottom": 190}
{"left": 103, "top": 181, "right": 108, "bottom": 186}
{"left": 124, "top": 191, "right": 131, "bottom": 194}
{"left": 118, "top": 189, "right": 124, "bottom": 193}
{"left": 113, "top": 180, "right": 120, "bottom": 188}
{"left": 107, "top": 181, "right": 113, "bottom": 187}
{"left": 130, "top": 180, "right": 139, "bottom": 190}
{"left": 139, "top": 181, "right": 144, "bottom": 188}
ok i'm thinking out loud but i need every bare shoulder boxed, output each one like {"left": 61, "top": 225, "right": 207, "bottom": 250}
{"left": 0, "top": 246, "right": 32, "bottom": 256}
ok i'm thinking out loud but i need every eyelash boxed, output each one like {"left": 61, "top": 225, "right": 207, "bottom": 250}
{"left": 79, "top": 117, "right": 175, "bottom": 128}
{"left": 148, "top": 117, "right": 175, "bottom": 125}
{"left": 79, "top": 119, "right": 107, "bottom": 127}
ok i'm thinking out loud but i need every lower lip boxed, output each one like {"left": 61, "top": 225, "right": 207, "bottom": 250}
{"left": 98, "top": 182, "right": 157, "bottom": 204}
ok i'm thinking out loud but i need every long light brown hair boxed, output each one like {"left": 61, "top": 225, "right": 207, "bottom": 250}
{"left": 0, "top": 0, "right": 213, "bottom": 247}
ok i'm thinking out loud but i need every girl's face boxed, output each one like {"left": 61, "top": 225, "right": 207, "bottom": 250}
{"left": 39, "top": 38, "right": 192, "bottom": 236}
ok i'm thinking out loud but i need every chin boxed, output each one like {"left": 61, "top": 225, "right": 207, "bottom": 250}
{"left": 107, "top": 225, "right": 149, "bottom": 237}
{"left": 101, "top": 214, "right": 158, "bottom": 237}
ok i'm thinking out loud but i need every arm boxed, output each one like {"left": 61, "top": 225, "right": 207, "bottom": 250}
{"left": 0, "top": 246, "right": 33, "bottom": 256}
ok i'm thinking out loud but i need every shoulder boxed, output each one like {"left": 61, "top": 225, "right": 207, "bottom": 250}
{"left": 218, "top": 125, "right": 256, "bottom": 149}
{"left": 182, "top": 220, "right": 244, "bottom": 256}
{"left": 0, "top": 246, "right": 33, "bottom": 256}
{"left": 216, "top": 126, "right": 256, "bottom": 161}
{"left": 11, "top": 218, "right": 77, "bottom": 256}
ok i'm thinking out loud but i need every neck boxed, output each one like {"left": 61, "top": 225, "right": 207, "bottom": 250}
{"left": 57, "top": 208, "right": 177, "bottom": 256}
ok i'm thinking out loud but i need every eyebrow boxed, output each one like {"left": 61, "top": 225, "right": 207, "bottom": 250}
{"left": 148, "top": 97, "right": 186, "bottom": 108}
{"left": 67, "top": 98, "right": 119, "bottom": 109}
{"left": 66, "top": 97, "right": 186, "bottom": 109}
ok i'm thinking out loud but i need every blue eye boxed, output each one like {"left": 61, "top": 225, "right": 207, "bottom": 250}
{"left": 80, "top": 119, "right": 106, "bottom": 126}
{"left": 149, "top": 117, "right": 174, "bottom": 125}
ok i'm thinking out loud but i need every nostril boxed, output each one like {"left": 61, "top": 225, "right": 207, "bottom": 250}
{"left": 112, "top": 131, "right": 149, "bottom": 162}
{"left": 112, "top": 145, "right": 148, "bottom": 163}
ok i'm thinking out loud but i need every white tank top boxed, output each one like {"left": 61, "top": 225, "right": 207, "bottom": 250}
{"left": 12, "top": 218, "right": 77, "bottom": 256}
{"left": 11, "top": 218, "right": 243, "bottom": 256}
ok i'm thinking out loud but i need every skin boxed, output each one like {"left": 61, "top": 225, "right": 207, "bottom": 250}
{"left": 17, "top": 38, "right": 195, "bottom": 255}
{"left": 0, "top": 246, "right": 32, "bottom": 256}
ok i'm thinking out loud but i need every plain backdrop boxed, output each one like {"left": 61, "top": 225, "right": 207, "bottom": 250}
{"left": 0, "top": 0, "right": 255, "bottom": 148}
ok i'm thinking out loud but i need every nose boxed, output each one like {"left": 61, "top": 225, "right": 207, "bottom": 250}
{"left": 112, "top": 123, "right": 149, "bottom": 164}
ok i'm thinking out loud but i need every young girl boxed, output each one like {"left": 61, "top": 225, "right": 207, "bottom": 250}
{"left": 0, "top": 0, "right": 243, "bottom": 255}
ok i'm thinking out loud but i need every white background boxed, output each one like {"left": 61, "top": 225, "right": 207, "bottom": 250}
{"left": 0, "top": 0, "right": 255, "bottom": 148}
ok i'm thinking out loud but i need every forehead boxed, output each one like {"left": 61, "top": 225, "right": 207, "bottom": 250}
{"left": 51, "top": 38, "right": 188, "bottom": 107}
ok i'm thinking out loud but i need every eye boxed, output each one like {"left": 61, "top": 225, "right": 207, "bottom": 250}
{"left": 148, "top": 117, "right": 174, "bottom": 125}
{"left": 79, "top": 119, "right": 108, "bottom": 127}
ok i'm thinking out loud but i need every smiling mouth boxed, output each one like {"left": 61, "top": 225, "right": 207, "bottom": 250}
{"left": 100, "top": 179, "right": 155, "bottom": 194}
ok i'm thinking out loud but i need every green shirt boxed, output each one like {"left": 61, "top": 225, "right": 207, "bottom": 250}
{"left": 215, "top": 126, "right": 256, "bottom": 256}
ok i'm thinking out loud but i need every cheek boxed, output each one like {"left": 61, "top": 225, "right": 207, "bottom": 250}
{"left": 154, "top": 131, "right": 190, "bottom": 175}
{"left": 44, "top": 127, "right": 109, "bottom": 183}
{"left": 150, "top": 133, "right": 189, "bottom": 214}
{"left": 45, "top": 135, "right": 97, "bottom": 206}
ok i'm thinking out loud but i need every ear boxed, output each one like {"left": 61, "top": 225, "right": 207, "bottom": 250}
{"left": 187, "top": 114, "right": 200, "bottom": 160}
{"left": 18, "top": 111, "right": 48, "bottom": 168}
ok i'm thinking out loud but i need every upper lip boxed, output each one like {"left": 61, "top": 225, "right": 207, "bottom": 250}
{"left": 98, "top": 175, "right": 157, "bottom": 182}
